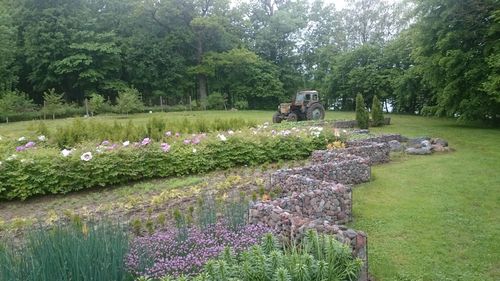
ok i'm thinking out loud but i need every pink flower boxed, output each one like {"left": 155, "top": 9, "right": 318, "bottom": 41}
{"left": 175, "top": 132, "right": 180, "bottom": 138}
{"left": 141, "top": 138, "right": 151, "bottom": 146}
{"left": 183, "top": 139, "right": 191, "bottom": 145}
{"left": 160, "top": 143, "right": 171, "bottom": 153}
{"left": 192, "top": 138, "right": 201, "bottom": 145}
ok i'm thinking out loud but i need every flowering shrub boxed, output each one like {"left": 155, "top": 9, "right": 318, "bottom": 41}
{"left": 0, "top": 127, "right": 336, "bottom": 200}
{"left": 126, "top": 222, "right": 271, "bottom": 278}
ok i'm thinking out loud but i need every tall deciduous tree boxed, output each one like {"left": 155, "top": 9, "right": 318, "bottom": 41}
{"left": 412, "top": 0, "right": 500, "bottom": 120}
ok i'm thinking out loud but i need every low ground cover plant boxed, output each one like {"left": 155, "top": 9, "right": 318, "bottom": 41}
{"left": 126, "top": 222, "right": 271, "bottom": 278}
{"left": 141, "top": 230, "right": 362, "bottom": 281}
{"left": 0, "top": 221, "right": 131, "bottom": 281}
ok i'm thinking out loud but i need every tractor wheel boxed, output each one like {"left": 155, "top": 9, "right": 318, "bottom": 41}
{"left": 287, "top": 112, "right": 298, "bottom": 122}
{"left": 306, "top": 103, "right": 325, "bottom": 120}
{"left": 272, "top": 112, "right": 282, "bottom": 123}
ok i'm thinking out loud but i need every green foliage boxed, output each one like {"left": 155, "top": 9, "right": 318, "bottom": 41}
{"left": 0, "top": 91, "right": 36, "bottom": 123}
{"left": 88, "top": 93, "right": 106, "bottom": 116}
{"left": 44, "top": 117, "right": 256, "bottom": 147}
{"left": 164, "top": 231, "right": 362, "bottom": 281}
{"left": 0, "top": 221, "right": 132, "bottom": 281}
{"left": 0, "top": 133, "right": 332, "bottom": 200}
{"left": 234, "top": 100, "right": 249, "bottom": 110}
{"left": 371, "top": 95, "right": 384, "bottom": 126}
{"left": 355, "top": 94, "right": 369, "bottom": 129}
{"left": 207, "top": 92, "right": 225, "bottom": 110}
{"left": 116, "top": 87, "right": 144, "bottom": 114}
{"left": 43, "top": 88, "right": 65, "bottom": 120}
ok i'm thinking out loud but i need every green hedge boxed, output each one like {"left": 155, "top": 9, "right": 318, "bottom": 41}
{"left": 0, "top": 135, "right": 330, "bottom": 200}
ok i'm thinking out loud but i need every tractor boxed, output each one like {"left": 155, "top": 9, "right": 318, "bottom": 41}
{"left": 272, "top": 90, "right": 325, "bottom": 123}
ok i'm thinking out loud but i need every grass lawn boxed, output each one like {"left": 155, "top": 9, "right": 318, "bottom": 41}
{"left": 0, "top": 111, "right": 498, "bottom": 280}
{"left": 354, "top": 115, "right": 500, "bottom": 281}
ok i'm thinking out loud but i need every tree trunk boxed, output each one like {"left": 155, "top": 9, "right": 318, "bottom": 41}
{"left": 196, "top": 36, "right": 207, "bottom": 107}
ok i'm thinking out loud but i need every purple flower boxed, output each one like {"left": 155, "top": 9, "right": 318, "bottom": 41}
{"left": 125, "top": 222, "right": 271, "bottom": 278}
{"left": 141, "top": 138, "right": 151, "bottom": 146}
{"left": 101, "top": 140, "right": 111, "bottom": 146}
{"left": 25, "top": 141, "right": 36, "bottom": 148}
{"left": 161, "top": 143, "right": 171, "bottom": 153}
{"left": 16, "top": 146, "right": 26, "bottom": 152}
{"left": 192, "top": 138, "right": 201, "bottom": 145}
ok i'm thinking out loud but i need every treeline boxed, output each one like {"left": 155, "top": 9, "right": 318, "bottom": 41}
{"left": 0, "top": 0, "right": 498, "bottom": 120}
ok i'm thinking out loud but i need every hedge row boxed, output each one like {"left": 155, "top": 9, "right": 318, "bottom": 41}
{"left": 0, "top": 135, "right": 330, "bottom": 200}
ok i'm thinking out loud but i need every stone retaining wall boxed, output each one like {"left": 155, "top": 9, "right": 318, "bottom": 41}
{"left": 346, "top": 134, "right": 406, "bottom": 146}
{"left": 248, "top": 206, "right": 368, "bottom": 281}
{"left": 312, "top": 142, "right": 391, "bottom": 165}
{"left": 271, "top": 157, "right": 370, "bottom": 186}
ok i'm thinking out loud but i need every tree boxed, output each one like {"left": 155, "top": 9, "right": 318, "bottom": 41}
{"left": 371, "top": 95, "right": 384, "bottom": 126}
{"left": 355, "top": 94, "right": 369, "bottom": 129}
{"left": 0, "top": 0, "right": 18, "bottom": 91}
{"left": 0, "top": 91, "right": 36, "bottom": 123}
{"left": 88, "top": 93, "right": 105, "bottom": 116}
{"left": 43, "top": 89, "right": 65, "bottom": 120}
{"left": 411, "top": 0, "right": 499, "bottom": 120}
{"left": 116, "top": 87, "right": 144, "bottom": 115}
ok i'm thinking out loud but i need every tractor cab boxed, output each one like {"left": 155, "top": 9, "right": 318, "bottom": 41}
{"left": 293, "top": 90, "right": 319, "bottom": 107}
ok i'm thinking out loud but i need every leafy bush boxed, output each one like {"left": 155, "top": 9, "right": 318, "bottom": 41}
{"left": 88, "top": 93, "right": 106, "bottom": 115}
{"left": 42, "top": 88, "right": 65, "bottom": 120}
{"left": 371, "top": 95, "right": 384, "bottom": 127}
{"left": 157, "top": 230, "right": 362, "bottom": 281}
{"left": 0, "top": 221, "right": 132, "bottom": 281}
{"left": 207, "top": 92, "right": 225, "bottom": 110}
{"left": 0, "top": 90, "right": 36, "bottom": 123}
{"left": 126, "top": 222, "right": 271, "bottom": 278}
{"left": 355, "top": 94, "right": 369, "bottom": 129}
{"left": 0, "top": 131, "right": 333, "bottom": 200}
{"left": 116, "top": 87, "right": 144, "bottom": 114}
{"left": 234, "top": 100, "right": 249, "bottom": 110}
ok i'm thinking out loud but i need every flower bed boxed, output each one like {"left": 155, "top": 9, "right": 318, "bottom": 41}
{"left": 126, "top": 222, "right": 271, "bottom": 278}
{"left": 0, "top": 127, "right": 336, "bottom": 200}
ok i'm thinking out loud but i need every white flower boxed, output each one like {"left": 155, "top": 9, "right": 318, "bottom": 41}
{"left": 227, "top": 130, "right": 234, "bottom": 135}
{"left": 38, "top": 135, "right": 47, "bottom": 142}
{"left": 61, "top": 149, "right": 73, "bottom": 157}
{"left": 218, "top": 134, "right": 227, "bottom": 142}
{"left": 192, "top": 148, "right": 197, "bottom": 153}
{"left": 80, "top": 152, "right": 93, "bottom": 161}
{"left": 149, "top": 110, "right": 153, "bottom": 114}
{"left": 18, "top": 136, "right": 26, "bottom": 142}
{"left": 123, "top": 141, "right": 130, "bottom": 147}
{"left": 6, "top": 154, "right": 17, "bottom": 161}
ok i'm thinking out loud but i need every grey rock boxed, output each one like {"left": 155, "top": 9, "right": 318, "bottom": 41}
{"left": 405, "top": 147, "right": 432, "bottom": 155}
{"left": 408, "top": 137, "right": 431, "bottom": 147}
{"left": 388, "top": 140, "right": 403, "bottom": 152}
{"left": 431, "top": 138, "right": 448, "bottom": 147}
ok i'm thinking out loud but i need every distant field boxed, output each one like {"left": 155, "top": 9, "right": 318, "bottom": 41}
{"left": 1, "top": 111, "right": 498, "bottom": 280}
{"left": 0, "top": 110, "right": 355, "bottom": 138}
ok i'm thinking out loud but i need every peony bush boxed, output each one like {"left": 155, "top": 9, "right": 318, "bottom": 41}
{"left": 0, "top": 127, "right": 337, "bottom": 200}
